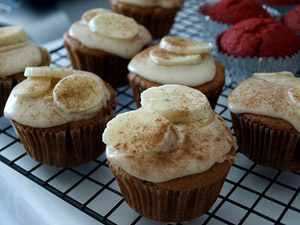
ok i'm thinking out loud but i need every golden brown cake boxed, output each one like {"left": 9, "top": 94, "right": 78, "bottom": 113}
{"left": 4, "top": 67, "right": 117, "bottom": 167}
{"left": 110, "top": 0, "right": 185, "bottom": 40}
{"left": 63, "top": 8, "right": 152, "bottom": 88}
{"left": 227, "top": 72, "right": 300, "bottom": 171}
{"left": 103, "top": 84, "right": 236, "bottom": 222}
{"left": 127, "top": 36, "right": 225, "bottom": 108}
{"left": 0, "top": 26, "right": 51, "bottom": 116}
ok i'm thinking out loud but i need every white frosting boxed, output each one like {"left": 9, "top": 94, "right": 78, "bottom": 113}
{"left": 0, "top": 41, "right": 42, "bottom": 78}
{"left": 104, "top": 85, "right": 235, "bottom": 182}
{"left": 4, "top": 69, "right": 111, "bottom": 128}
{"left": 128, "top": 46, "right": 216, "bottom": 86}
{"left": 106, "top": 113, "right": 234, "bottom": 182}
{"left": 69, "top": 10, "right": 152, "bottom": 59}
{"left": 227, "top": 73, "right": 300, "bottom": 132}
{"left": 117, "top": 0, "right": 184, "bottom": 8}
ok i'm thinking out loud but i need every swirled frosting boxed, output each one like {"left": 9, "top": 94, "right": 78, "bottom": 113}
{"left": 104, "top": 84, "right": 235, "bottom": 182}
{"left": 117, "top": 0, "right": 184, "bottom": 8}
{"left": 4, "top": 67, "right": 111, "bottom": 128}
{"left": 227, "top": 72, "right": 300, "bottom": 132}
{"left": 128, "top": 37, "right": 216, "bottom": 87}
{"left": 69, "top": 9, "right": 152, "bottom": 59}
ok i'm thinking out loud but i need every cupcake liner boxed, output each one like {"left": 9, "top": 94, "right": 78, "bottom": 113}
{"left": 198, "top": 2, "right": 231, "bottom": 44}
{"left": 11, "top": 108, "right": 115, "bottom": 168}
{"left": 128, "top": 72, "right": 223, "bottom": 109}
{"left": 64, "top": 34, "right": 129, "bottom": 88}
{"left": 109, "top": 162, "right": 228, "bottom": 223}
{"left": 231, "top": 113, "right": 300, "bottom": 171}
{"left": 263, "top": 4, "right": 299, "bottom": 14}
{"left": 110, "top": 0, "right": 180, "bottom": 40}
{"left": 217, "top": 46, "right": 300, "bottom": 85}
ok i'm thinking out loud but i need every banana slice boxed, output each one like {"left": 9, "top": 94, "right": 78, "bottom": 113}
{"left": 160, "top": 37, "right": 213, "bottom": 54}
{"left": 89, "top": 13, "right": 138, "bottom": 39}
{"left": 253, "top": 71, "right": 294, "bottom": 78}
{"left": 103, "top": 109, "right": 178, "bottom": 154}
{"left": 150, "top": 47, "right": 202, "bottom": 66}
{"left": 254, "top": 71, "right": 295, "bottom": 84}
{"left": 81, "top": 8, "right": 111, "bottom": 23}
{"left": 141, "top": 84, "right": 212, "bottom": 123}
{"left": 13, "top": 78, "right": 51, "bottom": 98}
{"left": 0, "top": 41, "right": 29, "bottom": 53}
{"left": 25, "top": 67, "right": 73, "bottom": 79}
{"left": 53, "top": 73, "right": 104, "bottom": 113}
{"left": 288, "top": 87, "right": 300, "bottom": 107}
{"left": 0, "top": 26, "right": 28, "bottom": 47}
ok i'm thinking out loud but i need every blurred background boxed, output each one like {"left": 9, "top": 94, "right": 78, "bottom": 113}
{"left": 0, "top": 0, "right": 110, "bottom": 44}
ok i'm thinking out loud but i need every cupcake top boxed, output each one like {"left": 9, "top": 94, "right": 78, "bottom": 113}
{"left": 228, "top": 71, "right": 300, "bottom": 132}
{"left": 255, "top": 0, "right": 299, "bottom": 6}
{"left": 128, "top": 36, "right": 216, "bottom": 87}
{"left": 0, "top": 26, "right": 43, "bottom": 78}
{"left": 103, "top": 84, "right": 235, "bottom": 182}
{"left": 117, "top": 0, "right": 184, "bottom": 8}
{"left": 68, "top": 8, "right": 152, "bottom": 59}
{"left": 4, "top": 67, "right": 111, "bottom": 128}
{"left": 218, "top": 18, "right": 300, "bottom": 58}
{"left": 203, "top": 0, "right": 270, "bottom": 25}
{"left": 283, "top": 6, "right": 300, "bottom": 33}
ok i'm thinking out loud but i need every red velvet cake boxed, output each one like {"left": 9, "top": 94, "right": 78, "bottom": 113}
{"left": 218, "top": 18, "right": 300, "bottom": 58}
{"left": 283, "top": 6, "right": 300, "bottom": 33}
{"left": 203, "top": 0, "right": 270, "bottom": 25}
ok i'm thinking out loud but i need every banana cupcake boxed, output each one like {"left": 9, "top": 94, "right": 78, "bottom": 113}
{"left": 110, "top": 0, "right": 185, "bottom": 40}
{"left": 4, "top": 67, "right": 117, "bottom": 167}
{"left": 64, "top": 8, "right": 152, "bottom": 88}
{"left": 103, "top": 84, "right": 235, "bottom": 222}
{"left": 0, "top": 26, "right": 50, "bottom": 116}
{"left": 228, "top": 72, "right": 300, "bottom": 171}
{"left": 128, "top": 36, "right": 225, "bottom": 108}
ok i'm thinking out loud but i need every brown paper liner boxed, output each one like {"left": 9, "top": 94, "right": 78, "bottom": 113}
{"left": 64, "top": 32, "right": 130, "bottom": 88}
{"left": 11, "top": 86, "right": 117, "bottom": 168}
{"left": 108, "top": 148, "right": 235, "bottom": 222}
{"left": 110, "top": 0, "right": 182, "bottom": 40}
{"left": 231, "top": 113, "right": 300, "bottom": 171}
{"left": 128, "top": 61, "right": 225, "bottom": 109}
{"left": 0, "top": 47, "right": 50, "bottom": 117}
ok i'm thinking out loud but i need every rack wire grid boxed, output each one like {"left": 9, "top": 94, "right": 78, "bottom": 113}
{"left": 1, "top": 0, "right": 300, "bottom": 224}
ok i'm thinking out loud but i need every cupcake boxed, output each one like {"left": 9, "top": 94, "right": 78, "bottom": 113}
{"left": 228, "top": 72, "right": 300, "bottom": 171}
{"left": 4, "top": 67, "right": 117, "bottom": 167}
{"left": 255, "top": 0, "right": 299, "bottom": 13}
{"left": 103, "top": 84, "right": 236, "bottom": 222}
{"left": 0, "top": 26, "right": 51, "bottom": 116}
{"left": 198, "top": 0, "right": 272, "bottom": 40}
{"left": 110, "top": 0, "right": 185, "bottom": 40}
{"left": 64, "top": 8, "right": 152, "bottom": 88}
{"left": 128, "top": 36, "right": 225, "bottom": 109}
{"left": 217, "top": 18, "right": 300, "bottom": 84}
{"left": 282, "top": 6, "right": 300, "bottom": 34}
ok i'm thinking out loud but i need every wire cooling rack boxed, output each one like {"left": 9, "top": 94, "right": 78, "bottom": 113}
{"left": 1, "top": 0, "right": 300, "bottom": 224}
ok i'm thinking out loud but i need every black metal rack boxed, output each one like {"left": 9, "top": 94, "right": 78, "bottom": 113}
{"left": 0, "top": 0, "right": 299, "bottom": 224}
